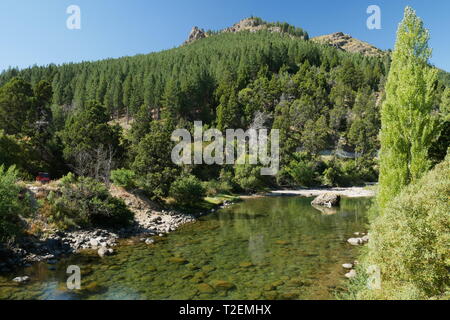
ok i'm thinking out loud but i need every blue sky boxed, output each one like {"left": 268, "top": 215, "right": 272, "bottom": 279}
{"left": 0, "top": 0, "right": 449, "bottom": 72}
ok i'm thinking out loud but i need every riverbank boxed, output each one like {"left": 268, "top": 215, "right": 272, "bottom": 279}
{"left": 0, "top": 185, "right": 198, "bottom": 274}
{"left": 240, "top": 186, "right": 376, "bottom": 199}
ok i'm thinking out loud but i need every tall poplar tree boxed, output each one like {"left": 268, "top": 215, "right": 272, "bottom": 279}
{"left": 378, "top": 7, "right": 439, "bottom": 208}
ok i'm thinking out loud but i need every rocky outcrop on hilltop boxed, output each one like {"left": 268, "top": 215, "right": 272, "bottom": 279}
{"left": 312, "top": 32, "right": 385, "bottom": 57}
{"left": 183, "top": 26, "right": 207, "bottom": 45}
{"left": 183, "top": 17, "right": 308, "bottom": 45}
{"left": 224, "top": 17, "right": 273, "bottom": 33}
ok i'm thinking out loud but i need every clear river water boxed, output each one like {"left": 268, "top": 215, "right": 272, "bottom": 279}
{"left": 0, "top": 196, "right": 371, "bottom": 300}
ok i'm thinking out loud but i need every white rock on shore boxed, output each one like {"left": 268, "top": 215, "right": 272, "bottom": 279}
{"left": 345, "top": 270, "right": 357, "bottom": 279}
{"left": 347, "top": 238, "right": 363, "bottom": 245}
{"left": 13, "top": 276, "right": 30, "bottom": 283}
{"left": 98, "top": 247, "right": 114, "bottom": 258}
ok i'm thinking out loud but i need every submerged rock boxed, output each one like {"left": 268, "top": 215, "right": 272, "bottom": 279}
{"left": 168, "top": 257, "right": 188, "bottom": 264}
{"left": 280, "top": 291, "right": 299, "bottom": 300}
{"left": 197, "top": 283, "right": 215, "bottom": 294}
{"left": 311, "top": 193, "right": 341, "bottom": 207}
{"left": 275, "top": 240, "right": 290, "bottom": 245}
{"left": 239, "top": 262, "right": 254, "bottom": 268}
{"left": 342, "top": 263, "right": 353, "bottom": 269}
{"left": 212, "top": 280, "right": 236, "bottom": 291}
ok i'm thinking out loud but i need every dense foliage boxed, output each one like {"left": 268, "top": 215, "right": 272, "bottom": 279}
{"left": 169, "top": 175, "right": 206, "bottom": 206}
{"left": 110, "top": 168, "right": 136, "bottom": 190}
{"left": 355, "top": 156, "right": 449, "bottom": 299}
{"left": 344, "top": 7, "right": 450, "bottom": 301}
{"left": 0, "top": 166, "right": 29, "bottom": 241}
{"left": 60, "top": 100, "right": 123, "bottom": 182}
{"left": 47, "top": 174, "right": 133, "bottom": 229}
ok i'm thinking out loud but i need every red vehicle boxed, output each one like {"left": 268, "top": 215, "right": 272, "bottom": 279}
{"left": 36, "top": 172, "right": 50, "bottom": 184}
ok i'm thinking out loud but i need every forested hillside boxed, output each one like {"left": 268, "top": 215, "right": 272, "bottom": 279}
{"left": 0, "top": 18, "right": 448, "bottom": 202}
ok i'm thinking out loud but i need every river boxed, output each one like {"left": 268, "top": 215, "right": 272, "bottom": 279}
{"left": 0, "top": 196, "right": 371, "bottom": 300}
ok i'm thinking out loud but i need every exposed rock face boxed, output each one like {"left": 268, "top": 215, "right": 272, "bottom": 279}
{"left": 183, "top": 26, "right": 207, "bottom": 45}
{"left": 183, "top": 17, "right": 307, "bottom": 45}
{"left": 311, "top": 193, "right": 341, "bottom": 208}
{"left": 312, "top": 32, "right": 385, "bottom": 57}
{"left": 224, "top": 17, "right": 266, "bottom": 33}
{"left": 109, "top": 186, "right": 196, "bottom": 235}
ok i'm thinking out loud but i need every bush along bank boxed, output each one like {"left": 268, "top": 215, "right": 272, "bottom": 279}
{"left": 342, "top": 157, "right": 450, "bottom": 300}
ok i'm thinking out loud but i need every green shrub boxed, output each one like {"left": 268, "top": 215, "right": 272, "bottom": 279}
{"left": 0, "top": 165, "right": 25, "bottom": 241}
{"left": 232, "top": 154, "right": 270, "bottom": 193}
{"left": 321, "top": 160, "right": 344, "bottom": 186}
{"left": 137, "top": 168, "right": 178, "bottom": 200}
{"left": 169, "top": 175, "right": 205, "bottom": 206}
{"left": 111, "top": 169, "right": 136, "bottom": 189}
{"left": 234, "top": 164, "right": 267, "bottom": 193}
{"left": 48, "top": 175, "right": 133, "bottom": 229}
{"left": 284, "top": 154, "right": 318, "bottom": 187}
{"left": 203, "top": 179, "right": 233, "bottom": 196}
{"left": 360, "top": 157, "right": 450, "bottom": 299}
{"left": 219, "top": 168, "right": 237, "bottom": 191}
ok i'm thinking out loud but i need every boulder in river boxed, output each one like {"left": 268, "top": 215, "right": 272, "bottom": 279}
{"left": 311, "top": 193, "right": 341, "bottom": 208}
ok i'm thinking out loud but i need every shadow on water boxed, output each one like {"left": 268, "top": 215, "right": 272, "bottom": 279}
{"left": 0, "top": 196, "right": 372, "bottom": 300}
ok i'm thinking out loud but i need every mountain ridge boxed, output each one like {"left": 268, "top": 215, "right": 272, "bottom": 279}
{"left": 183, "top": 17, "right": 385, "bottom": 58}
{"left": 183, "top": 17, "right": 309, "bottom": 45}
{"left": 311, "top": 32, "right": 386, "bottom": 57}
